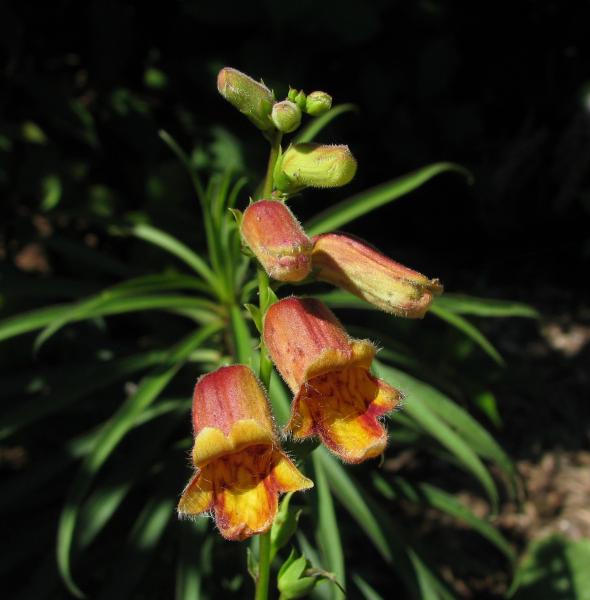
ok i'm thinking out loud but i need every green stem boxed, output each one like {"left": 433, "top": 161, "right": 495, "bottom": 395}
{"left": 261, "top": 132, "right": 282, "bottom": 199}
{"left": 255, "top": 530, "right": 272, "bottom": 600}
{"left": 254, "top": 130, "right": 283, "bottom": 600}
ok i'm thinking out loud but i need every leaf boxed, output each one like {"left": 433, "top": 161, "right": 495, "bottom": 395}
{"left": 315, "top": 449, "right": 391, "bottom": 562}
{"left": 129, "top": 223, "right": 221, "bottom": 294}
{"left": 306, "top": 162, "right": 472, "bottom": 235}
{"left": 56, "top": 323, "right": 220, "bottom": 598}
{"left": 176, "top": 521, "right": 208, "bottom": 600}
{"left": 352, "top": 574, "right": 385, "bottom": 600}
{"left": 434, "top": 294, "right": 539, "bottom": 318}
{"left": 0, "top": 294, "right": 218, "bottom": 344}
{"left": 429, "top": 304, "right": 505, "bottom": 366}
{"left": 228, "top": 304, "right": 253, "bottom": 364}
{"left": 0, "top": 350, "right": 168, "bottom": 440}
{"left": 97, "top": 496, "right": 174, "bottom": 600}
{"left": 511, "top": 535, "right": 590, "bottom": 600}
{"left": 374, "top": 361, "right": 500, "bottom": 509}
{"left": 373, "top": 474, "right": 515, "bottom": 562}
{"left": 378, "top": 362, "right": 516, "bottom": 486}
{"left": 294, "top": 104, "right": 357, "bottom": 144}
{"left": 312, "top": 451, "right": 345, "bottom": 600}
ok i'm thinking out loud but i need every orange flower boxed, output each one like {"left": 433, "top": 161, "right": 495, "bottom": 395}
{"left": 312, "top": 233, "right": 443, "bottom": 318}
{"left": 178, "top": 365, "right": 312, "bottom": 541}
{"left": 241, "top": 200, "right": 312, "bottom": 282}
{"left": 263, "top": 297, "right": 402, "bottom": 463}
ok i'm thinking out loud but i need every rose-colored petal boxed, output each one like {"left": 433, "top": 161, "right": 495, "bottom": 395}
{"left": 192, "top": 365, "right": 274, "bottom": 438}
{"left": 241, "top": 200, "right": 312, "bottom": 282}
{"left": 312, "top": 233, "right": 443, "bottom": 318}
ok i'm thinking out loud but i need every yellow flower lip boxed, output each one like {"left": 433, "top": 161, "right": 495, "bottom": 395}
{"left": 191, "top": 419, "right": 275, "bottom": 467}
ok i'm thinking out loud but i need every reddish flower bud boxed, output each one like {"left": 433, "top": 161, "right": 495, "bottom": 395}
{"left": 178, "top": 365, "right": 312, "bottom": 541}
{"left": 241, "top": 200, "right": 312, "bottom": 282}
{"left": 312, "top": 233, "right": 443, "bottom": 318}
{"left": 263, "top": 298, "right": 402, "bottom": 463}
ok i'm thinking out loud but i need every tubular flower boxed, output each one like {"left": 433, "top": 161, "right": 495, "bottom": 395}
{"left": 178, "top": 365, "right": 313, "bottom": 541}
{"left": 241, "top": 200, "right": 312, "bottom": 282}
{"left": 263, "top": 297, "right": 402, "bottom": 463}
{"left": 312, "top": 233, "right": 443, "bottom": 318}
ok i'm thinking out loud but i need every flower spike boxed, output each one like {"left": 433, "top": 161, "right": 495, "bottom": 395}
{"left": 263, "top": 297, "right": 402, "bottom": 463}
{"left": 178, "top": 365, "right": 313, "bottom": 541}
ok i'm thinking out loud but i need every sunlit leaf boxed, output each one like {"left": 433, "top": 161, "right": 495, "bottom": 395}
{"left": 434, "top": 294, "right": 539, "bottom": 318}
{"left": 306, "top": 163, "right": 472, "bottom": 235}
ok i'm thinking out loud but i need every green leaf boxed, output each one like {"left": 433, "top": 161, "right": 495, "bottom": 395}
{"left": 511, "top": 535, "right": 590, "bottom": 600}
{"left": 374, "top": 361, "right": 500, "bottom": 509}
{"left": 176, "top": 521, "right": 207, "bottom": 600}
{"left": 0, "top": 350, "right": 168, "bottom": 440}
{"left": 428, "top": 304, "right": 505, "bottom": 366}
{"left": 315, "top": 449, "right": 391, "bottom": 562}
{"left": 229, "top": 303, "right": 253, "bottom": 364}
{"left": 373, "top": 474, "right": 515, "bottom": 562}
{"left": 56, "top": 323, "right": 220, "bottom": 598}
{"left": 97, "top": 496, "right": 174, "bottom": 600}
{"left": 129, "top": 223, "right": 221, "bottom": 294}
{"left": 312, "top": 451, "right": 345, "bottom": 600}
{"left": 306, "top": 162, "right": 472, "bottom": 235}
{"left": 352, "top": 574, "right": 385, "bottom": 600}
{"left": 434, "top": 294, "right": 539, "bottom": 318}
{"left": 294, "top": 104, "right": 357, "bottom": 144}
{"left": 0, "top": 294, "right": 218, "bottom": 344}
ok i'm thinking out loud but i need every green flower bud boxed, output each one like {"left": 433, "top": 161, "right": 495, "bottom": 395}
{"left": 305, "top": 91, "right": 332, "bottom": 116}
{"left": 217, "top": 67, "right": 274, "bottom": 131}
{"left": 271, "top": 100, "right": 302, "bottom": 133}
{"left": 294, "top": 90, "right": 307, "bottom": 110}
{"left": 287, "top": 87, "right": 299, "bottom": 102}
{"left": 274, "top": 143, "right": 357, "bottom": 193}
{"left": 277, "top": 551, "right": 317, "bottom": 600}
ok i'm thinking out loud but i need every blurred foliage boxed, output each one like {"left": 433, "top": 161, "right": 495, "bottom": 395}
{"left": 1, "top": 1, "right": 588, "bottom": 599}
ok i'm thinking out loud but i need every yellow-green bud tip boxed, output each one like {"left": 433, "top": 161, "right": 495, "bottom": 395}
{"left": 305, "top": 91, "right": 332, "bottom": 116}
{"left": 271, "top": 100, "right": 302, "bottom": 133}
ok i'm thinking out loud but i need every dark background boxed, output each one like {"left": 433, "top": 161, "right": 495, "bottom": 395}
{"left": 2, "top": 1, "right": 589, "bottom": 598}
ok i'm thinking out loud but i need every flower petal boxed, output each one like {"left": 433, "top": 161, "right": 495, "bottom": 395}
{"left": 270, "top": 450, "right": 314, "bottom": 492}
{"left": 290, "top": 366, "right": 401, "bottom": 463}
{"left": 178, "top": 470, "right": 214, "bottom": 516}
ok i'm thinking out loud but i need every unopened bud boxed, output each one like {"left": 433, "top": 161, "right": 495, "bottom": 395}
{"left": 271, "top": 100, "right": 302, "bottom": 133}
{"left": 274, "top": 143, "right": 357, "bottom": 193}
{"left": 305, "top": 91, "right": 332, "bottom": 116}
{"left": 217, "top": 67, "right": 274, "bottom": 131}
{"left": 241, "top": 200, "right": 312, "bottom": 282}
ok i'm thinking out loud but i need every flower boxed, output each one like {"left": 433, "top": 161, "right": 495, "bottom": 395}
{"left": 274, "top": 143, "right": 357, "bottom": 193}
{"left": 178, "top": 365, "right": 313, "bottom": 541}
{"left": 263, "top": 297, "right": 402, "bottom": 463}
{"left": 312, "top": 233, "right": 443, "bottom": 318}
{"left": 241, "top": 200, "right": 312, "bottom": 282}
{"left": 217, "top": 67, "right": 275, "bottom": 131}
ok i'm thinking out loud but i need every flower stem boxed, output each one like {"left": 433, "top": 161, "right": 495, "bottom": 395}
{"left": 255, "top": 530, "right": 272, "bottom": 600}
{"left": 261, "top": 131, "right": 282, "bottom": 198}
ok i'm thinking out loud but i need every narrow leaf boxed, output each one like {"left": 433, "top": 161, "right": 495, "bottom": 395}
{"left": 294, "top": 104, "right": 357, "bottom": 144}
{"left": 306, "top": 162, "right": 472, "bottom": 235}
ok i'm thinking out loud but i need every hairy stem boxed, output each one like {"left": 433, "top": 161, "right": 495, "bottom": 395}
{"left": 261, "top": 131, "right": 282, "bottom": 198}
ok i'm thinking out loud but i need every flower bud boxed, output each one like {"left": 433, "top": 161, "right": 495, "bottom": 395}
{"left": 278, "top": 551, "right": 318, "bottom": 600}
{"left": 305, "top": 91, "right": 332, "bottom": 116}
{"left": 241, "top": 200, "right": 312, "bottom": 282}
{"left": 312, "top": 233, "right": 443, "bottom": 318}
{"left": 274, "top": 143, "right": 357, "bottom": 193}
{"left": 294, "top": 90, "right": 307, "bottom": 110}
{"left": 271, "top": 100, "right": 302, "bottom": 133}
{"left": 217, "top": 67, "right": 274, "bottom": 131}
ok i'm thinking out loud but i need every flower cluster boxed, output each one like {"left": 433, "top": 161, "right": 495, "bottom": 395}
{"left": 179, "top": 67, "right": 442, "bottom": 541}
